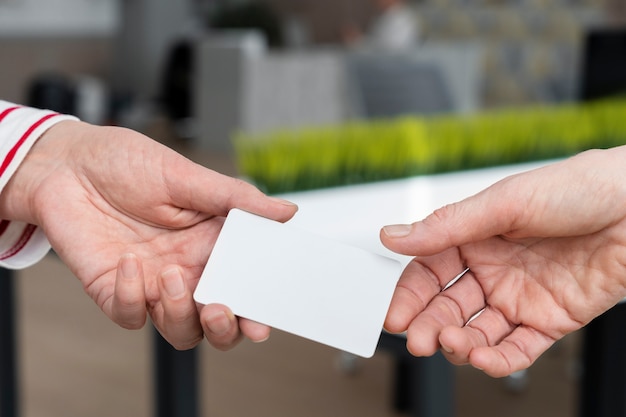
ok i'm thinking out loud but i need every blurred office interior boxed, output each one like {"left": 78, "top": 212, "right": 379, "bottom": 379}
{"left": 1, "top": 0, "right": 626, "bottom": 416}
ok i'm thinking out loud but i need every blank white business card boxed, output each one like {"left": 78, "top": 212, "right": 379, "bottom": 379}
{"left": 193, "top": 209, "right": 402, "bottom": 358}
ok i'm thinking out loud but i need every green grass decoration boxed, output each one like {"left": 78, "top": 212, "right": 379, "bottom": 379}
{"left": 234, "top": 98, "right": 626, "bottom": 194}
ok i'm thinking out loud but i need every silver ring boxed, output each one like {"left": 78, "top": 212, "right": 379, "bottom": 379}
{"left": 442, "top": 267, "right": 470, "bottom": 291}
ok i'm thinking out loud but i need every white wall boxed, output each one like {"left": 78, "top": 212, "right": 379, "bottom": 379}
{"left": 0, "top": 0, "right": 119, "bottom": 36}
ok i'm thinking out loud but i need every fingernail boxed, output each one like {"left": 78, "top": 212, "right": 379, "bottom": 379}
{"left": 382, "top": 224, "right": 412, "bottom": 238}
{"left": 441, "top": 343, "right": 454, "bottom": 354}
{"left": 253, "top": 335, "right": 270, "bottom": 344}
{"left": 120, "top": 253, "right": 139, "bottom": 280}
{"left": 162, "top": 267, "right": 185, "bottom": 299}
{"left": 206, "top": 311, "right": 232, "bottom": 336}
{"left": 269, "top": 196, "right": 298, "bottom": 208}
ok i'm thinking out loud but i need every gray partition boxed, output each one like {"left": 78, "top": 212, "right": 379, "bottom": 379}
{"left": 194, "top": 32, "right": 348, "bottom": 152}
{"left": 194, "top": 32, "right": 482, "bottom": 152}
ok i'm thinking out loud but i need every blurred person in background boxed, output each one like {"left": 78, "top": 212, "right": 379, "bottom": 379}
{"left": 603, "top": 0, "right": 626, "bottom": 27}
{"left": 342, "top": 0, "right": 421, "bottom": 50}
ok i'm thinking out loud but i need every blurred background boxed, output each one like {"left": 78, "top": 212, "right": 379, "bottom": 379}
{"left": 2, "top": 0, "right": 626, "bottom": 416}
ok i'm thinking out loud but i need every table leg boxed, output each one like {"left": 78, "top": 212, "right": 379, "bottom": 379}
{"left": 580, "top": 303, "right": 626, "bottom": 417}
{"left": 0, "top": 268, "right": 18, "bottom": 417}
{"left": 154, "top": 329, "right": 200, "bottom": 417}
{"left": 379, "top": 333, "right": 454, "bottom": 417}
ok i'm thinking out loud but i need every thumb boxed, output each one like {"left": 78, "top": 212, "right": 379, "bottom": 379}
{"left": 380, "top": 181, "right": 523, "bottom": 256}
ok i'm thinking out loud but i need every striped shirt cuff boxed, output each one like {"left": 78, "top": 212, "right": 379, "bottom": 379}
{"left": 0, "top": 100, "right": 78, "bottom": 269}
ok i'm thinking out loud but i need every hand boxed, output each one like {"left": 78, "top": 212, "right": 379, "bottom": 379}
{"left": 380, "top": 147, "right": 626, "bottom": 377}
{"left": 0, "top": 120, "right": 297, "bottom": 350}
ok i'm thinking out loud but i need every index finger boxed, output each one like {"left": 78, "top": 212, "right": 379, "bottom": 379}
{"left": 170, "top": 163, "right": 298, "bottom": 223}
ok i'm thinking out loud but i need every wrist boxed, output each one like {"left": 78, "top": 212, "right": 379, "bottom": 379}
{"left": 0, "top": 120, "right": 82, "bottom": 225}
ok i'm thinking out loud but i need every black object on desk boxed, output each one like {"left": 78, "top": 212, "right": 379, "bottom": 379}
{"left": 580, "top": 28, "right": 626, "bottom": 101}
{"left": 0, "top": 268, "right": 18, "bottom": 417}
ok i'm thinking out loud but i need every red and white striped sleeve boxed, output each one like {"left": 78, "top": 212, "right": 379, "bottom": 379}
{"left": 0, "top": 100, "right": 78, "bottom": 269}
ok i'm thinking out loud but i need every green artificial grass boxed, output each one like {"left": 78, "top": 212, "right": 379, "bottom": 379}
{"left": 234, "top": 98, "right": 626, "bottom": 194}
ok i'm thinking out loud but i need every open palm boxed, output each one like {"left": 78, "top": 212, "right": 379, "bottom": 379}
{"left": 381, "top": 148, "right": 626, "bottom": 377}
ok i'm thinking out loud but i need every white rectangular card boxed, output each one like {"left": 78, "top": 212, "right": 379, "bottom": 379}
{"left": 193, "top": 209, "right": 402, "bottom": 358}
